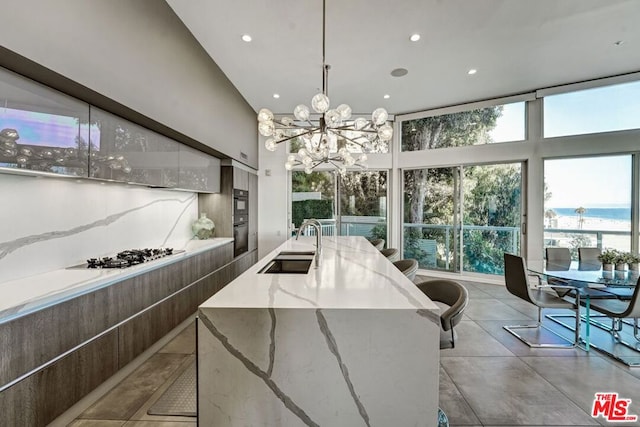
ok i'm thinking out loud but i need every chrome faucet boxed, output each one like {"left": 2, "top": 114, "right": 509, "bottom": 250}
{"left": 296, "top": 218, "right": 322, "bottom": 267}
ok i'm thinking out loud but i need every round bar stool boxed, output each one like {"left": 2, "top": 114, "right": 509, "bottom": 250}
{"left": 380, "top": 247, "right": 400, "bottom": 262}
{"left": 369, "top": 238, "right": 385, "bottom": 250}
{"left": 392, "top": 259, "right": 418, "bottom": 281}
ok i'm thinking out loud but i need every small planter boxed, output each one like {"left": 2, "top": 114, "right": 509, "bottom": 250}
{"left": 629, "top": 262, "right": 640, "bottom": 272}
{"left": 615, "top": 262, "right": 627, "bottom": 271}
{"left": 603, "top": 263, "right": 614, "bottom": 271}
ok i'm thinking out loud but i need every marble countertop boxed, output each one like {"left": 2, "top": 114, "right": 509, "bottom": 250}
{"left": 201, "top": 236, "right": 439, "bottom": 311}
{"left": 0, "top": 238, "right": 234, "bottom": 324}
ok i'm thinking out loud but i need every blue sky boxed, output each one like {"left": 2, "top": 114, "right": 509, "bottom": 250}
{"left": 488, "top": 80, "right": 640, "bottom": 209}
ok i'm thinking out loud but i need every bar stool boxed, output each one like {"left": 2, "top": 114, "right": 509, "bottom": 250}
{"left": 393, "top": 259, "right": 418, "bottom": 281}
{"left": 380, "top": 248, "right": 400, "bottom": 262}
{"left": 369, "top": 238, "right": 385, "bottom": 250}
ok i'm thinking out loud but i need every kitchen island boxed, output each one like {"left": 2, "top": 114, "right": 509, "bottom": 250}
{"left": 198, "top": 236, "right": 440, "bottom": 426}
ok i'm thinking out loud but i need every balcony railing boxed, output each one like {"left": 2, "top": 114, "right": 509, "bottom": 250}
{"left": 543, "top": 227, "right": 630, "bottom": 252}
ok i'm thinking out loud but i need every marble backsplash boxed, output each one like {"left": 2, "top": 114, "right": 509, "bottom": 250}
{"left": 0, "top": 173, "right": 198, "bottom": 284}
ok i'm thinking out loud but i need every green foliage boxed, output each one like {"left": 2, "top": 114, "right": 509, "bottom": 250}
{"left": 401, "top": 105, "right": 525, "bottom": 274}
{"left": 568, "top": 235, "right": 593, "bottom": 260}
{"left": 370, "top": 222, "right": 387, "bottom": 242}
{"left": 291, "top": 199, "right": 333, "bottom": 228}
{"left": 339, "top": 171, "right": 387, "bottom": 216}
{"left": 403, "top": 228, "right": 428, "bottom": 266}
{"left": 292, "top": 171, "right": 334, "bottom": 196}
{"left": 598, "top": 248, "right": 619, "bottom": 264}
{"left": 462, "top": 230, "right": 509, "bottom": 274}
{"left": 401, "top": 106, "right": 502, "bottom": 151}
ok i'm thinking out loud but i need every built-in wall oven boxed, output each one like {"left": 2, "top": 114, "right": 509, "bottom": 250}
{"left": 233, "top": 189, "right": 248, "bottom": 257}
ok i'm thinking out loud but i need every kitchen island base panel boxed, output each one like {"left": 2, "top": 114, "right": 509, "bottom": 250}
{"left": 198, "top": 306, "right": 439, "bottom": 426}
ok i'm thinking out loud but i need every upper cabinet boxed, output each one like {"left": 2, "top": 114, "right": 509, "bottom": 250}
{"left": 179, "top": 145, "right": 220, "bottom": 193}
{"left": 0, "top": 66, "right": 222, "bottom": 192}
{"left": 0, "top": 67, "right": 89, "bottom": 177}
{"left": 89, "top": 107, "right": 179, "bottom": 187}
{"left": 233, "top": 168, "right": 249, "bottom": 191}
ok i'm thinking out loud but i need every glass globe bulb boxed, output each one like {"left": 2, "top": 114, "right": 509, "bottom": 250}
{"left": 280, "top": 116, "right": 294, "bottom": 126}
{"left": 344, "top": 156, "right": 356, "bottom": 166}
{"left": 359, "top": 153, "right": 368, "bottom": 163}
{"left": 284, "top": 161, "right": 293, "bottom": 170}
{"left": 302, "top": 156, "right": 313, "bottom": 166}
{"left": 258, "top": 121, "right": 275, "bottom": 137}
{"left": 325, "top": 109, "right": 342, "bottom": 128}
{"left": 377, "top": 124, "right": 393, "bottom": 141}
{"left": 304, "top": 166, "right": 313, "bottom": 174}
{"left": 287, "top": 154, "right": 297, "bottom": 163}
{"left": 258, "top": 108, "right": 274, "bottom": 122}
{"left": 294, "top": 104, "right": 310, "bottom": 121}
{"left": 336, "top": 104, "right": 352, "bottom": 120}
{"left": 265, "top": 138, "right": 277, "bottom": 151}
{"left": 371, "top": 108, "right": 389, "bottom": 126}
{"left": 354, "top": 117, "right": 368, "bottom": 130}
{"left": 311, "top": 93, "right": 330, "bottom": 113}
{"left": 298, "top": 148, "right": 308, "bottom": 158}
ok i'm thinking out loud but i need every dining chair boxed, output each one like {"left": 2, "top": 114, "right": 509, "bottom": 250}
{"left": 546, "top": 247, "right": 571, "bottom": 263}
{"left": 578, "top": 247, "right": 601, "bottom": 264}
{"left": 415, "top": 279, "right": 468, "bottom": 349}
{"left": 393, "top": 259, "right": 418, "bottom": 281}
{"left": 589, "top": 277, "right": 640, "bottom": 362}
{"left": 380, "top": 247, "right": 400, "bottom": 262}
{"left": 369, "top": 238, "right": 385, "bottom": 250}
{"left": 503, "top": 253, "right": 580, "bottom": 348}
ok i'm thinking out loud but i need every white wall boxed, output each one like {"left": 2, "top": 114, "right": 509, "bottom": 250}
{"left": 0, "top": 0, "right": 258, "bottom": 168}
{"left": 257, "top": 140, "right": 290, "bottom": 259}
{"left": 0, "top": 174, "right": 198, "bottom": 284}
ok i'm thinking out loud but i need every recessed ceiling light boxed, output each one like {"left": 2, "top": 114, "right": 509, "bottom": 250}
{"left": 241, "top": 34, "right": 252, "bottom": 42}
{"left": 273, "top": 93, "right": 280, "bottom": 99}
{"left": 468, "top": 69, "right": 477, "bottom": 75}
{"left": 614, "top": 40, "right": 624, "bottom": 46}
{"left": 410, "top": 34, "right": 421, "bottom": 42}
{"left": 383, "top": 94, "right": 390, "bottom": 99}
{"left": 391, "top": 68, "right": 409, "bottom": 77}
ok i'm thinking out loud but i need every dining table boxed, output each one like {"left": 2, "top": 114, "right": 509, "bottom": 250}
{"left": 527, "top": 260, "right": 638, "bottom": 351}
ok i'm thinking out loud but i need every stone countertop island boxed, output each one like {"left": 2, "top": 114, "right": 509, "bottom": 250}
{"left": 198, "top": 236, "right": 440, "bottom": 426}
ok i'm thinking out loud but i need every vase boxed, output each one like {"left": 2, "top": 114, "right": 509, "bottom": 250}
{"left": 192, "top": 212, "right": 215, "bottom": 239}
{"left": 629, "top": 262, "right": 639, "bottom": 272}
{"left": 615, "top": 262, "right": 627, "bottom": 271}
{"left": 603, "top": 263, "right": 613, "bottom": 271}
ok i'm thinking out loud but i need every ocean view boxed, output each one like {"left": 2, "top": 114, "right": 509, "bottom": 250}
{"left": 551, "top": 207, "right": 631, "bottom": 222}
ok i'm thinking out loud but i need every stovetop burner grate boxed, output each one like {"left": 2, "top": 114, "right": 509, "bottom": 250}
{"left": 69, "top": 248, "right": 183, "bottom": 269}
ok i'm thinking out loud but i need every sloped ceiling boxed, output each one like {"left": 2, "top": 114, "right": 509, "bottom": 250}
{"left": 167, "top": 0, "right": 640, "bottom": 115}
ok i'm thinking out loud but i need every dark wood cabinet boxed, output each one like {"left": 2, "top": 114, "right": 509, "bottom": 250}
{"left": 0, "top": 240, "right": 258, "bottom": 427}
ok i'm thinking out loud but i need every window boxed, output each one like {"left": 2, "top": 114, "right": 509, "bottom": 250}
{"left": 401, "top": 102, "right": 525, "bottom": 152}
{"left": 290, "top": 170, "right": 388, "bottom": 240}
{"left": 403, "top": 163, "right": 521, "bottom": 274}
{"left": 543, "top": 155, "right": 632, "bottom": 256}
{"left": 544, "top": 80, "right": 640, "bottom": 138}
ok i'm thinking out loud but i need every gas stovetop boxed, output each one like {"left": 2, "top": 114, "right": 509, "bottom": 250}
{"left": 68, "top": 248, "right": 184, "bottom": 269}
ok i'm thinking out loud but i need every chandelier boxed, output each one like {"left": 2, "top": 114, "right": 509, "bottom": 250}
{"left": 257, "top": 0, "right": 392, "bottom": 174}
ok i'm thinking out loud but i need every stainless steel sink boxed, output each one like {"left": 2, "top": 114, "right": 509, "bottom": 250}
{"left": 276, "top": 251, "right": 316, "bottom": 257}
{"left": 258, "top": 251, "right": 315, "bottom": 274}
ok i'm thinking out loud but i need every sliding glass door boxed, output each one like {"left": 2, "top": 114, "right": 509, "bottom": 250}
{"left": 403, "top": 162, "right": 522, "bottom": 275}
{"left": 291, "top": 170, "right": 388, "bottom": 241}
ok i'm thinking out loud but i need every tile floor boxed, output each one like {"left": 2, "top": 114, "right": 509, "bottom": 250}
{"left": 65, "top": 278, "right": 640, "bottom": 427}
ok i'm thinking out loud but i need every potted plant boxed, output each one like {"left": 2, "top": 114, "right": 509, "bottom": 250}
{"left": 598, "top": 248, "right": 618, "bottom": 271}
{"left": 614, "top": 251, "right": 628, "bottom": 271}
{"left": 627, "top": 253, "right": 640, "bottom": 272}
